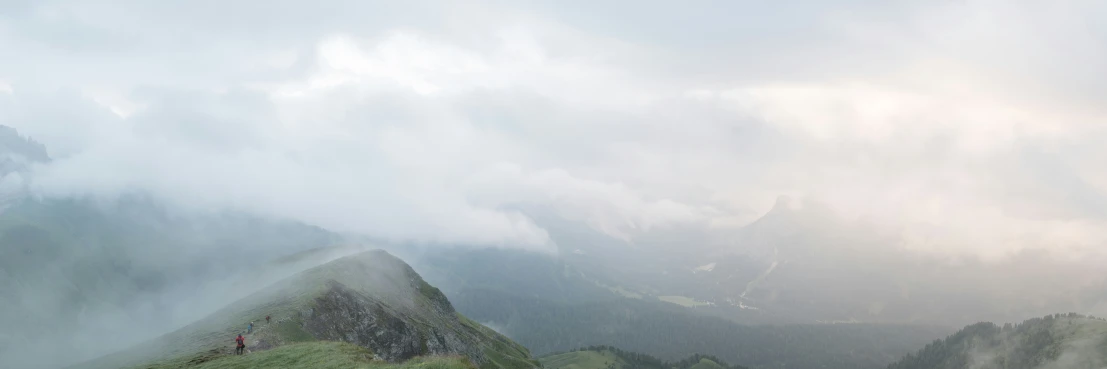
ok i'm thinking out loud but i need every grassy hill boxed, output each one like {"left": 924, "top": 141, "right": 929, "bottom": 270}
{"left": 887, "top": 313, "right": 1107, "bottom": 369}
{"left": 540, "top": 350, "right": 625, "bottom": 369}
{"left": 687, "top": 358, "right": 725, "bottom": 369}
{"left": 142, "top": 341, "right": 476, "bottom": 369}
{"left": 74, "top": 249, "right": 539, "bottom": 369}
{"left": 539, "top": 346, "right": 745, "bottom": 369}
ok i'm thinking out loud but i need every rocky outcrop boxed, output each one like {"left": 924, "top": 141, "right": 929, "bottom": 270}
{"left": 302, "top": 280, "right": 488, "bottom": 363}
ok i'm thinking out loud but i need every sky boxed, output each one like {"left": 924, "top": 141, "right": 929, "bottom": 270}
{"left": 2, "top": 0, "right": 1107, "bottom": 260}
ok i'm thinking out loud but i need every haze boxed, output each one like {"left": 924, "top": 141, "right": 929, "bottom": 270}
{"left": 2, "top": 1, "right": 1107, "bottom": 368}
{"left": 3, "top": 0, "right": 1104, "bottom": 260}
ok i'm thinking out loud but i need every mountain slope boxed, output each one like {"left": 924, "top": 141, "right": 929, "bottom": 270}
{"left": 412, "top": 247, "right": 950, "bottom": 369}
{"left": 144, "top": 341, "right": 476, "bottom": 369}
{"left": 517, "top": 199, "right": 1107, "bottom": 328}
{"left": 452, "top": 287, "right": 949, "bottom": 369}
{"left": 0, "top": 195, "right": 342, "bottom": 368}
{"left": 76, "top": 249, "right": 539, "bottom": 369}
{"left": 540, "top": 346, "right": 747, "bottom": 369}
{"left": 887, "top": 314, "right": 1107, "bottom": 369}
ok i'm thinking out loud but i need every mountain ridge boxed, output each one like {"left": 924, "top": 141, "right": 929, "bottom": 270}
{"left": 75, "top": 249, "right": 539, "bottom": 369}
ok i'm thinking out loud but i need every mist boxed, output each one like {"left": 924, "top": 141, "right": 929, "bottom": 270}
{"left": 3, "top": 0, "right": 1107, "bottom": 368}
{"left": 2, "top": 0, "right": 1105, "bottom": 260}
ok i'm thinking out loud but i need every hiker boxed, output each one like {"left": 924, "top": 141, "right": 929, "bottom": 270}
{"left": 266, "top": 315, "right": 271, "bottom": 324}
{"left": 247, "top": 321, "right": 253, "bottom": 334}
{"left": 235, "top": 334, "right": 245, "bottom": 355}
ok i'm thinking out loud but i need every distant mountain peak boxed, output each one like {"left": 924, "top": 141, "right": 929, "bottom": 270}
{"left": 0, "top": 125, "right": 50, "bottom": 198}
{"left": 0, "top": 125, "right": 50, "bottom": 163}
{"left": 769, "top": 195, "right": 795, "bottom": 213}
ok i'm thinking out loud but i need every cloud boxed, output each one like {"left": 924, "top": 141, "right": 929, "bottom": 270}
{"left": 2, "top": 0, "right": 1107, "bottom": 260}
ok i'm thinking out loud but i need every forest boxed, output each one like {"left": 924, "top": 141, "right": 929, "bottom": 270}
{"left": 887, "top": 313, "right": 1107, "bottom": 369}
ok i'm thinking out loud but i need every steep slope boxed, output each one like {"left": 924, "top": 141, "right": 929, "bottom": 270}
{"left": 540, "top": 346, "right": 746, "bottom": 369}
{"left": 887, "top": 314, "right": 1107, "bottom": 369}
{"left": 77, "top": 249, "right": 539, "bottom": 369}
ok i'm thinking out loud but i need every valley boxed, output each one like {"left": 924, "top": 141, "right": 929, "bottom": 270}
{"left": 2, "top": 125, "right": 1106, "bottom": 369}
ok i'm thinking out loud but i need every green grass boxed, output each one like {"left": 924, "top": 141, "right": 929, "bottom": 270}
{"left": 539, "top": 350, "right": 623, "bottom": 369}
{"left": 273, "top": 317, "right": 317, "bottom": 343}
{"left": 140, "top": 341, "right": 476, "bottom": 369}
{"left": 457, "top": 314, "right": 541, "bottom": 369}
{"left": 688, "top": 358, "right": 725, "bottom": 369}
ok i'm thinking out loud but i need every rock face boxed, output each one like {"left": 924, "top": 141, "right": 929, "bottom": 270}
{"left": 303, "top": 280, "right": 487, "bottom": 362}
{"left": 278, "top": 249, "right": 502, "bottom": 364}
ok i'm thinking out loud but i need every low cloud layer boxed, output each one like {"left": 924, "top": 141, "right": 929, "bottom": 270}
{"left": 3, "top": 0, "right": 1107, "bottom": 260}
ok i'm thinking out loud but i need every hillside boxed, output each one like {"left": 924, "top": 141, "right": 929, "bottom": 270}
{"left": 451, "top": 287, "right": 948, "bottom": 369}
{"left": 412, "top": 248, "right": 951, "bottom": 369}
{"left": 75, "top": 249, "right": 539, "bottom": 369}
{"left": 143, "top": 341, "right": 476, "bottom": 369}
{"left": 887, "top": 314, "right": 1107, "bottom": 369}
{"left": 540, "top": 346, "right": 746, "bottom": 369}
{"left": 0, "top": 195, "right": 342, "bottom": 368}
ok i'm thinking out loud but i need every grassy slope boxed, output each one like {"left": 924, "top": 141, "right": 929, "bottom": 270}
{"left": 143, "top": 341, "right": 476, "bottom": 369}
{"left": 687, "top": 358, "right": 724, "bottom": 369}
{"left": 540, "top": 351, "right": 625, "bottom": 369}
{"left": 457, "top": 315, "right": 542, "bottom": 369}
{"left": 77, "top": 250, "right": 537, "bottom": 369}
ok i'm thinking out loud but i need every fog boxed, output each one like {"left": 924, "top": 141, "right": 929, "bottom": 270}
{"left": 2, "top": 0, "right": 1107, "bottom": 368}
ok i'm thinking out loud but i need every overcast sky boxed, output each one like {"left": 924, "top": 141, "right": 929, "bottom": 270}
{"left": 2, "top": 0, "right": 1106, "bottom": 260}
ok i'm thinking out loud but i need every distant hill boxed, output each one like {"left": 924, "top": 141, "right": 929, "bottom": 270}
{"left": 540, "top": 346, "right": 746, "bottom": 369}
{"left": 453, "top": 288, "right": 948, "bottom": 369}
{"left": 76, "top": 249, "right": 539, "bottom": 369}
{"left": 887, "top": 314, "right": 1107, "bottom": 369}
{"left": 411, "top": 247, "right": 950, "bottom": 369}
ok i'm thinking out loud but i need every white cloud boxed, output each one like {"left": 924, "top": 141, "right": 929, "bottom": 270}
{"left": 2, "top": 0, "right": 1106, "bottom": 260}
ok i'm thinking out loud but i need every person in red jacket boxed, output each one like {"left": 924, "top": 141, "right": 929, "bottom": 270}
{"left": 235, "top": 334, "right": 245, "bottom": 355}
{"left": 266, "top": 315, "right": 271, "bottom": 324}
